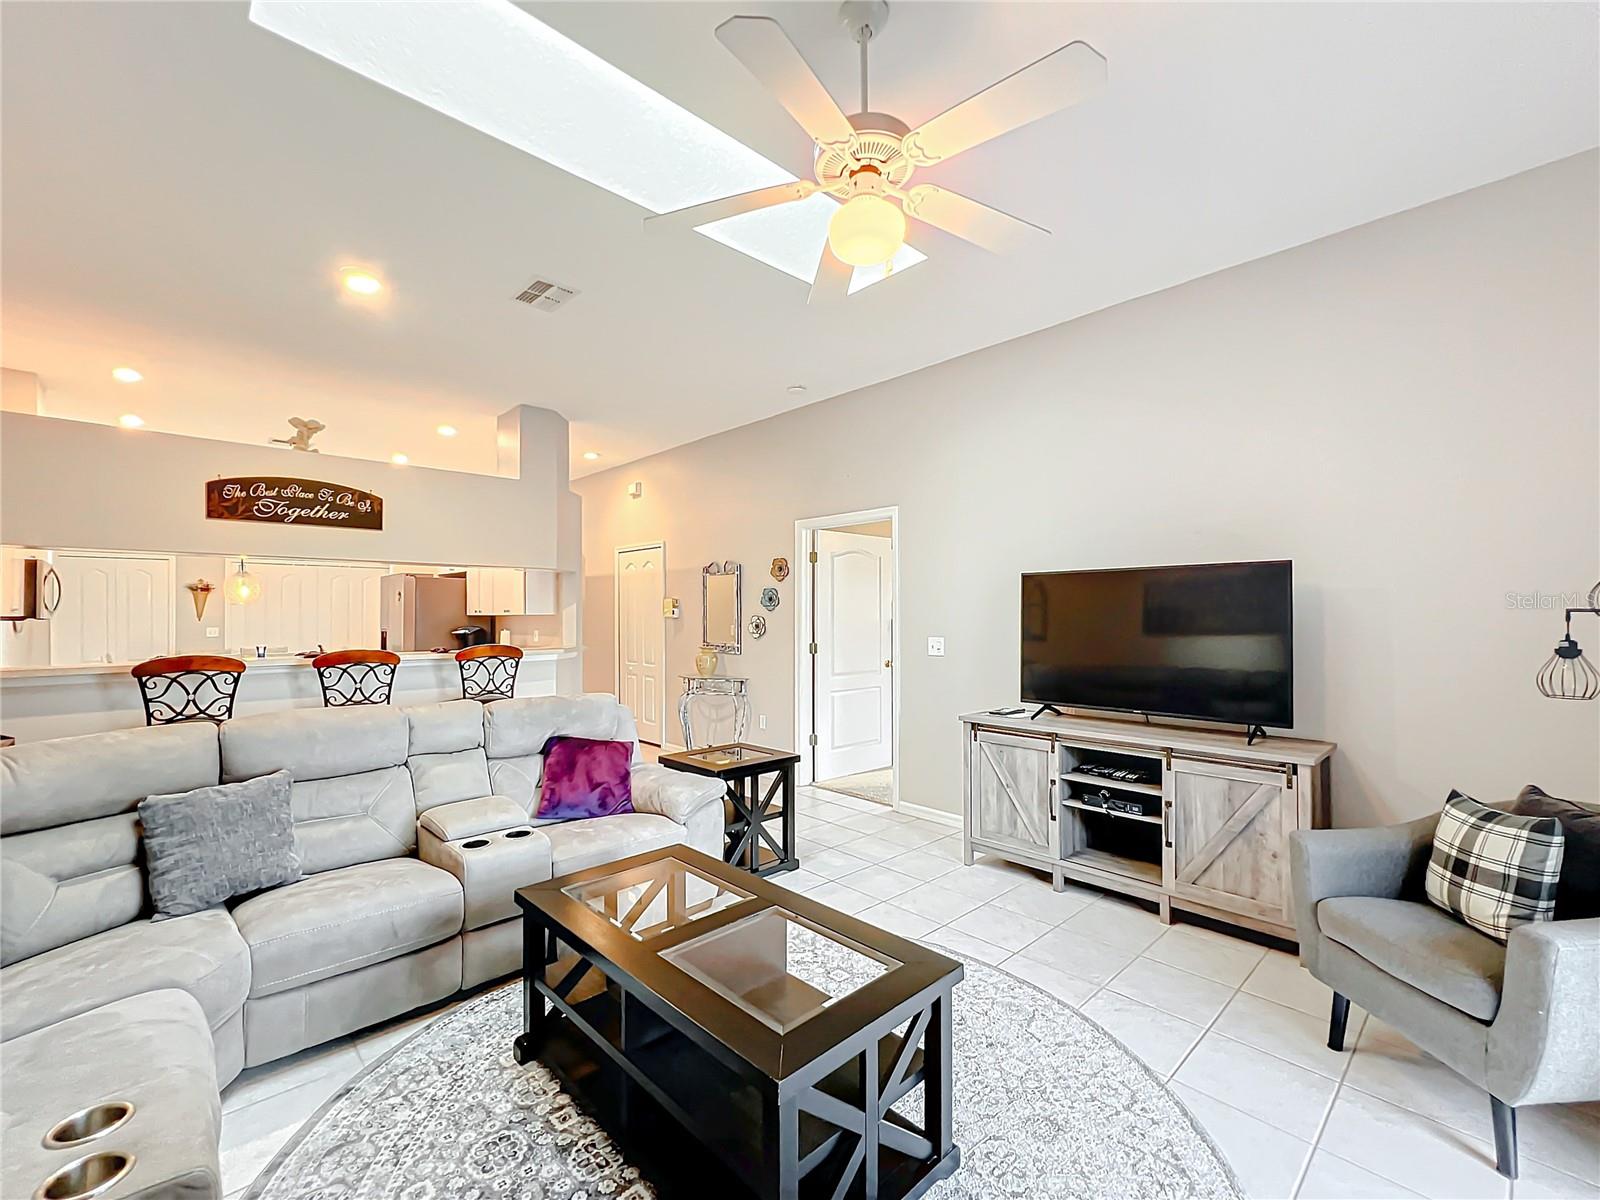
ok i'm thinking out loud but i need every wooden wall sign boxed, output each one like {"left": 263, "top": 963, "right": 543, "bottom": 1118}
{"left": 205, "top": 477, "right": 383, "bottom": 530}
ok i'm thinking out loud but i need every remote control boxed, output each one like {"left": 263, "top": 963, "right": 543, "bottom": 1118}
{"left": 988, "top": 707, "right": 1026, "bottom": 716}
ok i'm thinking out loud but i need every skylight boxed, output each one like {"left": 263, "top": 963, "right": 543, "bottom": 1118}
{"left": 249, "top": 0, "right": 924, "bottom": 289}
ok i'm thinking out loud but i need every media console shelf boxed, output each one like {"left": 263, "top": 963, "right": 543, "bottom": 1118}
{"left": 960, "top": 710, "right": 1335, "bottom": 941}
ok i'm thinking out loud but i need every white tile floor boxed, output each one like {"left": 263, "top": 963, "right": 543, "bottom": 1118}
{"left": 218, "top": 785, "right": 1600, "bottom": 1200}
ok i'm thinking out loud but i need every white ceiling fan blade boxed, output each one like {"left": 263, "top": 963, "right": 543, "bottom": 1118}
{"left": 807, "top": 243, "right": 854, "bottom": 305}
{"left": 902, "top": 185, "right": 1048, "bottom": 254}
{"left": 645, "top": 181, "right": 816, "bottom": 231}
{"left": 902, "top": 41, "right": 1106, "bottom": 166}
{"left": 715, "top": 16, "right": 855, "bottom": 149}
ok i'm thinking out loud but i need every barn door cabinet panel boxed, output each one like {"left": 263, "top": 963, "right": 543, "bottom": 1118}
{"left": 960, "top": 710, "right": 1334, "bottom": 941}
{"left": 1165, "top": 757, "right": 1297, "bottom": 927}
{"left": 965, "top": 728, "right": 1056, "bottom": 864}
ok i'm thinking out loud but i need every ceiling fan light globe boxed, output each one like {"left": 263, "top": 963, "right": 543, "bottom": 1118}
{"left": 827, "top": 194, "right": 906, "bottom": 267}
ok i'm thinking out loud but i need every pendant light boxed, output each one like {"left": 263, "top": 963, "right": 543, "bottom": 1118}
{"left": 224, "top": 558, "right": 260, "bottom": 606}
{"left": 1536, "top": 581, "right": 1600, "bottom": 701}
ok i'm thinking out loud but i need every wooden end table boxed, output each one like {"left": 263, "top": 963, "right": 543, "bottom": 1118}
{"left": 659, "top": 743, "right": 800, "bottom": 876}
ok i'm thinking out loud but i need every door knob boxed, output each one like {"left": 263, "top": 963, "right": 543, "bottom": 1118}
{"left": 884, "top": 659, "right": 893, "bottom": 668}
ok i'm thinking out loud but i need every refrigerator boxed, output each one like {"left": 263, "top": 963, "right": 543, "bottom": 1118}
{"left": 380, "top": 574, "right": 469, "bottom": 652}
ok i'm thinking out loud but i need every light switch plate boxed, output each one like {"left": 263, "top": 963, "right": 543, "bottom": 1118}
{"left": 758, "top": 715, "right": 767, "bottom": 731}
{"left": 205, "top": 627, "right": 220, "bottom": 638}
{"left": 928, "top": 636, "right": 945, "bottom": 657}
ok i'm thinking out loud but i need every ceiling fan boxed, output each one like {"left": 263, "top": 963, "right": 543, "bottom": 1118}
{"left": 646, "top": 0, "right": 1106, "bottom": 303}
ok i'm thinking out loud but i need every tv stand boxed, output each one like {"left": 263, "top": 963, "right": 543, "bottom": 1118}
{"left": 1245, "top": 724, "right": 1267, "bottom": 745}
{"left": 961, "top": 709, "right": 1334, "bottom": 942}
{"left": 1029, "top": 703, "right": 1066, "bottom": 721}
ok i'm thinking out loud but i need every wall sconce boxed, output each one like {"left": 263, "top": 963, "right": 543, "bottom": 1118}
{"left": 186, "top": 580, "right": 216, "bottom": 621}
{"left": 627, "top": 481, "right": 643, "bottom": 500}
{"left": 1536, "top": 581, "right": 1600, "bottom": 701}
{"left": 662, "top": 596, "right": 681, "bottom": 619}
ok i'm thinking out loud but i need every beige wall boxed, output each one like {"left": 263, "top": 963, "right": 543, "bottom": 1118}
{"left": 827, "top": 520, "right": 892, "bottom": 539}
{"left": 0, "top": 404, "right": 572, "bottom": 569}
{"left": 578, "top": 152, "right": 1600, "bottom": 827}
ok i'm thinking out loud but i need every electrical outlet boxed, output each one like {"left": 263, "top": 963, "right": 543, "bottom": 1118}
{"left": 928, "top": 636, "right": 945, "bottom": 657}
{"left": 205, "top": 627, "right": 220, "bottom": 638}
{"left": 758, "top": 715, "right": 767, "bottom": 731}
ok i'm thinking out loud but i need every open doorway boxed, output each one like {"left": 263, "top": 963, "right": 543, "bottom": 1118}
{"left": 795, "top": 508, "right": 898, "bottom": 809}
{"left": 614, "top": 543, "right": 665, "bottom": 753}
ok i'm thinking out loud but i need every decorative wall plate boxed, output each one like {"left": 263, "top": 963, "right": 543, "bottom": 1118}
{"left": 760, "top": 587, "right": 780, "bottom": 611}
{"left": 748, "top": 615, "right": 767, "bottom": 639}
{"left": 770, "top": 557, "right": 790, "bottom": 582}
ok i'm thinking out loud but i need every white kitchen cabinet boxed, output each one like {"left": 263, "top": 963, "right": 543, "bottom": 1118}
{"left": 465, "top": 568, "right": 557, "bottom": 616}
{"left": 49, "top": 554, "right": 174, "bottom": 666}
{"left": 225, "top": 562, "right": 385, "bottom": 654}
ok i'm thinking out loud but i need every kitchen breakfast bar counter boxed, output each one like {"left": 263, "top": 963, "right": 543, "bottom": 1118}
{"left": 0, "top": 648, "right": 579, "bottom": 743}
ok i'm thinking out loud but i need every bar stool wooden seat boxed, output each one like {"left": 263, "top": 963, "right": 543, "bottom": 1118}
{"left": 313, "top": 649, "right": 400, "bottom": 707}
{"left": 130, "top": 656, "right": 247, "bottom": 726}
{"left": 456, "top": 645, "right": 521, "bottom": 701}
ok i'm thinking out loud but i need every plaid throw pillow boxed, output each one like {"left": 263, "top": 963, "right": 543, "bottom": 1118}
{"left": 1425, "top": 790, "right": 1564, "bottom": 942}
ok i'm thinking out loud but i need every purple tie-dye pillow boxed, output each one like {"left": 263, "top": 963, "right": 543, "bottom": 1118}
{"left": 537, "top": 737, "right": 634, "bottom": 820}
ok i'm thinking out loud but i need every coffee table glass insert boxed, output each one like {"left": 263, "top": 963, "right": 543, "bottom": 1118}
{"left": 560, "top": 856, "right": 752, "bottom": 941}
{"left": 660, "top": 907, "right": 899, "bottom": 1033}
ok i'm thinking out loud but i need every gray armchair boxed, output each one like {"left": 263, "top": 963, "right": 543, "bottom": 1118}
{"left": 1290, "top": 818, "right": 1600, "bottom": 1180}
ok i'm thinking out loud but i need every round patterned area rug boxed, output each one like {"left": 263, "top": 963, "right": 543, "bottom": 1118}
{"left": 245, "top": 950, "right": 1241, "bottom": 1200}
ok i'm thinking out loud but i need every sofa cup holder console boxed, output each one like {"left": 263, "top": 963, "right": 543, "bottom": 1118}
{"left": 34, "top": 1152, "right": 136, "bottom": 1200}
{"left": 42, "top": 1102, "right": 136, "bottom": 1150}
{"left": 460, "top": 828, "right": 535, "bottom": 851}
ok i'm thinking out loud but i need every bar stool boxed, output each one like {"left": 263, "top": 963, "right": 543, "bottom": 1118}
{"left": 457, "top": 645, "right": 521, "bottom": 701}
{"left": 313, "top": 649, "right": 400, "bottom": 707}
{"left": 130, "top": 656, "right": 247, "bottom": 726}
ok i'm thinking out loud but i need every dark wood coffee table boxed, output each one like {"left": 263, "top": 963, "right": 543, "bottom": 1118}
{"left": 513, "top": 846, "right": 962, "bottom": 1200}
{"left": 658, "top": 743, "right": 800, "bottom": 876}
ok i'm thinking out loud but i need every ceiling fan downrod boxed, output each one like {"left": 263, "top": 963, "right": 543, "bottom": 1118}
{"left": 840, "top": 0, "right": 889, "bottom": 115}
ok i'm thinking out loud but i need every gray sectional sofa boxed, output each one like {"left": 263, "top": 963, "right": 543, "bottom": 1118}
{"left": 0, "top": 694, "right": 725, "bottom": 1200}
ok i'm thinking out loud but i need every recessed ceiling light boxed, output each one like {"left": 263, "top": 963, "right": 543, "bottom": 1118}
{"left": 436, "top": 424, "right": 458, "bottom": 437}
{"left": 118, "top": 414, "right": 145, "bottom": 429}
{"left": 390, "top": 453, "right": 409, "bottom": 465}
{"left": 582, "top": 451, "right": 601, "bottom": 461}
{"left": 786, "top": 385, "right": 806, "bottom": 394}
{"left": 250, "top": 1, "right": 922, "bottom": 290}
{"left": 341, "top": 268, "right": 384, "bottom": 296}
{"left": 111, "top": 367, "right": 143, "bottom": 384}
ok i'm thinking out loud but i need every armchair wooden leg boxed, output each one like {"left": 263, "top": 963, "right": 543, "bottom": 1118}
{"left": 1490, "top": 1096, "right": 1518, "bottom": 1180}
{"left": 1327, "top": 992, "right": 1350, "bottom": 1052}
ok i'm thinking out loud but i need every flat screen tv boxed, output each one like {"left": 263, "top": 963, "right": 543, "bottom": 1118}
{"left": 1021, "top": 561, "right": 1293, "bottom": 728}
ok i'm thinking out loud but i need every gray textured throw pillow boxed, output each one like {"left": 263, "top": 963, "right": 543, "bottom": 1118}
{"left": 139, "top": 770, "right": 301, "bottom": 920}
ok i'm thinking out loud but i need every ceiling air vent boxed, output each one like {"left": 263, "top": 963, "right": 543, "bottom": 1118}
{"left": 513, "top": 278, "right": 579, "bottom": 312}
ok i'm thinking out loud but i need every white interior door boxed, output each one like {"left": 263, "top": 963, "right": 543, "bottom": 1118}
{"left": 616, "top": 545, "right": 665, "bottom": 744}
{"left": 813, "top": 530, "right": 893, "bottom": 779}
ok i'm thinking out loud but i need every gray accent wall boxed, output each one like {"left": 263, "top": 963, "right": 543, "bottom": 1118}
{"left": 576, "top": 152, "right": 1600, "bottom": 828}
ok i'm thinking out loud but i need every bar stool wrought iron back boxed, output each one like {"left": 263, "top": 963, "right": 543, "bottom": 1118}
{"left": 456, "top": 645, "right": 522, "bottom": 701}
{"left": 313, "top": 649, "right": 400, "bottom": 707}
{"left": 130, "top": 656, "right": 247, "bottom": 726}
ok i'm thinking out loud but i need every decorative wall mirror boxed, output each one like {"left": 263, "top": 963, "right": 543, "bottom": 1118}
{"left": 702, "top": 561, "right": 741, "bottom": 654}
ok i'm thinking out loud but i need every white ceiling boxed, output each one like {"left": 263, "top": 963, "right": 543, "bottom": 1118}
{"left": 2, "top": 1, "right": 1595, "bottom": 477}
